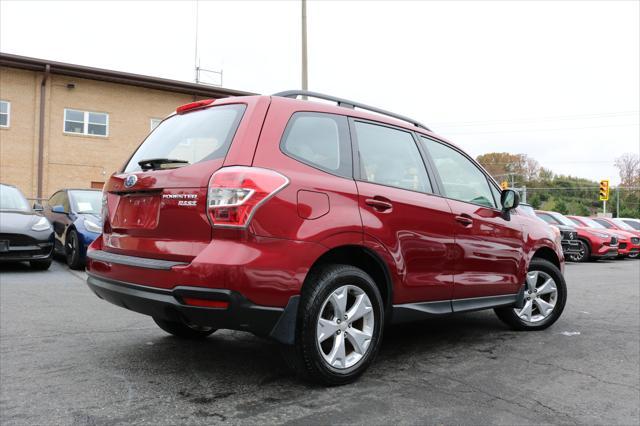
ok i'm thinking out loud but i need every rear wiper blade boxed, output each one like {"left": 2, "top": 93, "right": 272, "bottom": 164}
{"left": 138, "top": 158, "right": 189, "bottom": 171}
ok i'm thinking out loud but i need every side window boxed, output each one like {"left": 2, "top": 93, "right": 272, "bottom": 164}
{"left": 48, "top": 192, "right": 63, "bottom": 209}
{"left": 281, "top": 112, "right": 351, "bottom": 178}
{"left": 354, "top": 121, "right": 432, "bottom": 193}
{"left": 490, "top": 183, "right": 502, "bottom": 209}
{"left": 593, "top": 219, "right": 613, "bottom": 229}
{"left": 61, "top": 193, "right": 71, "bottom": 213}
{"left": 420, "top": 137, "right": 496, "bottom": 208}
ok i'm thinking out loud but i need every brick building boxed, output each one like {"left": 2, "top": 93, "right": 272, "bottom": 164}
{"left": 0, "top": 53, "right": 250, "bottom": 199}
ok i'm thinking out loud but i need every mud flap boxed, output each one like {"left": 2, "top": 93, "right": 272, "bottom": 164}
{"left": 269, "top": 295, "right": 300, "bottom": 345}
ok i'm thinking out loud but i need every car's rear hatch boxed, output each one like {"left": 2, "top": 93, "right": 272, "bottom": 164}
{"left": 101, "top": 97, "right": 269, "bottom": 263}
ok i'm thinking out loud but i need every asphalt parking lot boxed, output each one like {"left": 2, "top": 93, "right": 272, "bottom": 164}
{"left": 1, "top": 259, "right": 638, "bottom": 425}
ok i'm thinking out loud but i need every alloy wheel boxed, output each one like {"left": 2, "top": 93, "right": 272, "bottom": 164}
{"left": 316, "top": 285, "right": 374, "bottom": 370}
{"left": 571, "top": 242, "right": 586, "bottom": 262}
{"left": 514, "top": 270, "right": 558, "bottom": 323}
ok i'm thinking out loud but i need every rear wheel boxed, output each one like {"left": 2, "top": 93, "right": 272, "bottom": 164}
{"left": 494, "top": 258, "right": 567, "bottom": 331}
{"left": 65, "top": 229, "right": 83, "bottom": 270}
{"left": 284, "top": 264, "right": 384, "bottom": 386}
{"left": 29, "top": 258, "right": 52, "bottom": 270}
{"left": 152, "top": 317, "right": 216, "bottom": 339}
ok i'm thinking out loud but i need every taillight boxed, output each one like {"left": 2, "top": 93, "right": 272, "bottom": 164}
{"left": 176, "top": 99, "right": 214, "bottom": 114}
{"left": 207, "top": 166, "right": 289, "bottom": 228}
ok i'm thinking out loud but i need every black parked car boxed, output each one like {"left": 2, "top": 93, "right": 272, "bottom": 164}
{"left": 518, "top": 204, "right": 581, "bottom": 259}
{"left": 0, "top": 183, "right": 54, "bottom": 270}
{"left": 43, "top": 189, "right": 102, "bottom": 269}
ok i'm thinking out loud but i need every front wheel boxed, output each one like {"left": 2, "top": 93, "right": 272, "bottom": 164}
{"left": 65, "top": 230, "right": 83, "bottom": 270}
{"left": 495, "top": 258, "right": 567, "bottom": 331}
{"left": 568, "top": 240, "right": 590, "bottom": 262}
{"left": 29, "top": 258, "right": 52, "bottom": 270}
{"left": 153, "top": 317, "right": 216, "bottom": 339}
{"left": 285, "top": 264, "right": 385, "bottom": 386}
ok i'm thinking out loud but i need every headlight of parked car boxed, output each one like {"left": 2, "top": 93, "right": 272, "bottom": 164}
{"left": 592, "top": 232, "right": 609, "bottom": 238}
{"left": 31, "top": 216, "right": 51, "bottom": 231}
{"left": 84, "top": 218, "right": 102, "bottom": 233}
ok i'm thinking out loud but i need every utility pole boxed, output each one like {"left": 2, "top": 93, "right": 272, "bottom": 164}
{"left": 301, "top": 0, "right": 308, "bottom": 92}
{"left": 616, "top": 186, "right": 620, "bottom": 218}
{"left": 194, "top": 0, "right": 199, "bottom": 83}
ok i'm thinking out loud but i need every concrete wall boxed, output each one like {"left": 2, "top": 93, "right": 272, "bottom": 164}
{"left": 0, "top": 66, "right": 194, "bottom": 199}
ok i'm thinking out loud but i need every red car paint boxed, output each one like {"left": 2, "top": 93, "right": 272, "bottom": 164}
{"left": 586, "top": 216, "right": 640, "bottom": 257}
{"left": 86, "top": 95, "right": 563, "bottom": 331}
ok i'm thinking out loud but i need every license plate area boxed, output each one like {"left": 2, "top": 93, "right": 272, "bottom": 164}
{"left": 0, "top": 240, "right": 9, "bottom": 252}
{"left": 111, "top": 193, "right": 161, "bottom": 229}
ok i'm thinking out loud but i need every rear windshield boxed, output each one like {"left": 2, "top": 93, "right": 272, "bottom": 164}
{"left": 0, "top": 185, "right": 31, "bottom": 212}
{"left": 124, "top": 104, "right": 246, "bottom": 172}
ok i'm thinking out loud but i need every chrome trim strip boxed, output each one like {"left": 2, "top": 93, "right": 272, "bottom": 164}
{"left": 87, "top": 250, "right": 187, "bottom": 270}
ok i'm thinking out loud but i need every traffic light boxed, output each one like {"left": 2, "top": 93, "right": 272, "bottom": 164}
{"left": 599, "top": 180, "right": 609, "bottom": 201}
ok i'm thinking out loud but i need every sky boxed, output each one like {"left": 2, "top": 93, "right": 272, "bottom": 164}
{"left": 1, "top": 0, "right": 638, "bottom": 184}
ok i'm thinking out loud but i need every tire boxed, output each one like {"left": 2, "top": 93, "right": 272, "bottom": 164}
{"left": 29, "top": 258, "right": 52, "bottom": 270}
{"left": 629, "top": 252, "right": 639, "bottom": 259}
{"left": 284, "top": 264, "right": 384, "bottom": 386}
{"left": 152, "top": 317, "right": 216, "bottom": 339}
{"left": 570, "top": 240, "right": 590, "bottom": 263}
{"left": 494, "top": 258, "right": 567, "bottom": 331}
{"left": 65, "top": 229, "right": 84, "bottom": 270}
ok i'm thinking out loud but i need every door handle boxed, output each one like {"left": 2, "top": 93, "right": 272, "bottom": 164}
{"left": 365, "top": 198, "right": 393, "bottom": 211}
{"left": 455, "top": 214, "right": 473, "bottom": 227}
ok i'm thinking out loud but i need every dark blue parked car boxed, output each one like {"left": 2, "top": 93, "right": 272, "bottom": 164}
{"left": 44, "top": 189, "right": 102, "bottom": 269}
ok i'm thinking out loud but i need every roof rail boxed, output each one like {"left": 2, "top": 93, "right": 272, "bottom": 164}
{"left": 272, "top": 90, "right": 430, "bottom": 131}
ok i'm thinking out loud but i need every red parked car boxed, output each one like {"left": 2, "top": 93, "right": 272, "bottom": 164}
{"left": 86, "top": 91, "right": 567, "bottom": 385}
{"left": 541, "top": 213, "right": 618, "bottom": 262}
{"left": 587, "top": 217, "right": 640, "bottom": 259}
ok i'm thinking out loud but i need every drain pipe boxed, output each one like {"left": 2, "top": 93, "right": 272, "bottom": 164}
{"left": 37, "top": 64, "right": 50, "bottom": 199}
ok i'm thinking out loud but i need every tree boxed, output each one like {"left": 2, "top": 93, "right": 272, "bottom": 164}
{"left": 614, "top": 153, "right": 640, "bottom": 187}
{"left": 476, "top": 152, "right": 541, "bottom": 184}
{"left": 554, "top": 199, "right": 568, "bottom": 215}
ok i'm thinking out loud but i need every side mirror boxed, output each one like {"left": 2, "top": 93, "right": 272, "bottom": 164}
{"left": 33, "top": 203, "right": 43, "bottom": 212}
{"left": 500, "top": 189, "right": 520, "bottom": 221}
{"left": 51, "top": 204, "right": 66, "bottom": 214}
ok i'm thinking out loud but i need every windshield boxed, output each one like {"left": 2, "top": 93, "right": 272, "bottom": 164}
{"left": 579, "top": 217, "right": 606, "bottom": 229}
{"left": 612, "top": 218, "right": 635, "bottom": 231}
{"left": 622, "top": 219, "right": 640, "bottom": 230}
{"left": 124, "top": 104, "right": 246, "bottom": 172}
{"left": 70, "top": 190, "right": 101, "bottom": 214}
{"left": 0, "top": 185, "right": 31, "bottom": 212}
{"left": 549, "top": 212, "right": 576, "bottom": 227}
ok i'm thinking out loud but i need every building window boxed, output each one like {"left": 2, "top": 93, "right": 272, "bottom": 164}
{"left": 150, "top": 118, "right": 162, "bottom": 131}
{"left": 0, "top": 100, "right": 10, "bottom": 127}
{"left": 64, "top": 109, "right": 108, "bottom": 136}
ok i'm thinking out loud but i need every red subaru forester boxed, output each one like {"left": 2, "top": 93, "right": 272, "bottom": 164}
{"left": 86, "top": 91, "right": 567, "bottom": 385}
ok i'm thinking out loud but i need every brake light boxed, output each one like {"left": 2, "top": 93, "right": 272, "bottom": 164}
{"left": 207, "top": 166, "right": 289, "bottom": 228}
{"left": 176, "top": 99, "right": 214, "bottom": 114}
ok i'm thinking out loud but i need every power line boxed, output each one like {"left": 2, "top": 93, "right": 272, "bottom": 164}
{"left": 441, "top": 122, "right": 639, "bottom": 135}
{"left": 432, "top": 111, "right": 640, "bottom": 128}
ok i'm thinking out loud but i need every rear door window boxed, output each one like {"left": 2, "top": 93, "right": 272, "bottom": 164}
{"left": 354, "top": 121, "right": 432, "bottom": 193}
{"left": 124, "top": 104, "right": 246, "bottom": 172}
{"left": 280, "top": 112, "right": 352, "bottom": 177}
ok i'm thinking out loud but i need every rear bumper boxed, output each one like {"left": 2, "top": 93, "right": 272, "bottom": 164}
{"left": 86, "top": 273, "right": 297, "bottom": 342}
